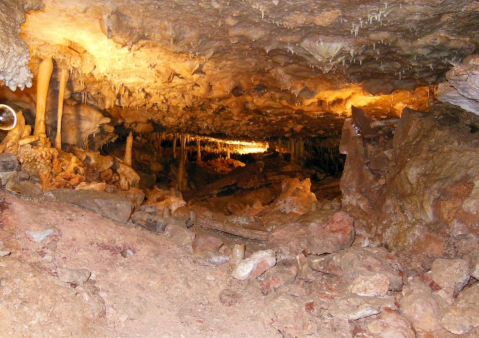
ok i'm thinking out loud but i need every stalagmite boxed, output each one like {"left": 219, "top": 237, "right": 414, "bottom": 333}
{"left": 34, "top": 57, "right": 54, "bottom": 138}
{"left": 177, "top": 134, "right": 188, "bottom": 191}
{"left": 55, "top": 68, "right": 69, "bottom": 149}
{"left": 124, "top": 131, "right": 133, "bottom": 166}
{"left": 173, "top": 135, "right": 177, "bottom": 158}
{"left": 226, "top": 148, "right": 230, "bottom": 159}
{"left": 196, "top": 138, "right": 201, "bottom": 162}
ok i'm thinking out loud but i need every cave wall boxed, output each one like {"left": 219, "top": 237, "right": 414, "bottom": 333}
{"left": 340, "top": 106, "right": 479, "bottom": 256}
{"left": 0, "top": 0, "right": 42, "bottom": 91}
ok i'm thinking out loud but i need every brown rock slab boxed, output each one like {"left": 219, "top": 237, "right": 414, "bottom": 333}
{"left": 267, "top": 222, "right": 307, "bottom": 256}
{"left": 192, "top": 234, "right": 223, "bottom": 253}
{"left": 307, "top": 211, "right": 355, "bottom": 255}
{"left": 48, "top": 189, "right": 133, "bottom": 223}
{"left": 164, "top": 224, "right": 195, "bottom": 247}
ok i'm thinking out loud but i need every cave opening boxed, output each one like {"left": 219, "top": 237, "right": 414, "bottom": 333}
{"left": 1, "top": 0, "right": 479, "bottom": 337}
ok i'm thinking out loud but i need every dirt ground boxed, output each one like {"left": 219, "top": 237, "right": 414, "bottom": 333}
{"left": 0, "top": 190, "right": 295, "bottom": 338}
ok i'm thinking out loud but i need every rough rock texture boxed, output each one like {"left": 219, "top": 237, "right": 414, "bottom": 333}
{"left": 438, "top": 55, "right": 479, "bottom": 115}
{"left": 48, "top": 189, "right": 133, "bottom": 223}
{"left": 440, "top": 284, "right": 479, "bottom": 335}
{"left": 340, "top": 106, "right": 479, "bottom": 252}
{"left": 309, "top": 246, "right": 404, "bottom": 291}
{"left": 431, "top": 258, "right": 470, "bottom": 298}
{"left": 1, "top": 0, "right": 474, "bottom": 139}
{"left": 306, "top": 211, "right": 354, "bottom": 255}
{"left": 0, "top": 0, "right": 36, "bottom": 91}
{"left": 272, "top": 178, "right": 317, "bottom": 215}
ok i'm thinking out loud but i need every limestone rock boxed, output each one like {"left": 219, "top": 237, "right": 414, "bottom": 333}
{"left": 400, "top": 283, "right": 444, "bottom": 332}
{"left": 259, "top": 262, "right": 297, "bottom": 295}
{"left": 192, "top": 252, "right": 230, "bottom": 267}
{"left": 192, "top": 234, "right": 223, "bottom": 253}
{"left": 6, "top": 181, "right": 43, "bottom": 197}
{"left": 48, "top": 189, "right": 133, "bottom": 223}
{"left": 348, "top": 273, "right": 389, "bottom": 297}
{"left": 232, "top": 249, "right": 276, "bottom": 280}
{"left": 272, "top": 178, "right": 317, "bottom": 215}
{"left": 309, "top": 247, "right": 404, "bottom": 291}
{"left": 267, "top": 222, "right": 307, "bottom": 256}
{"left": 307, "top": 211, "right": 354, "bottom": 255}
{"left": 57, "top": 268, "right": 91, "bottom": 285}
{"left": 0, "top": 153, "right": 19, "bottom": 186}
{"left": 164, "top": 224, "right": 195, "bottom": 247}
{"left": 130, "top": 211, "right": 168, "bottom": 232}
{"left": 364, "top": 309, "right": 415, "bottom": 338}
{"left": 327, "top": 294, "right": 395, "bottom": 320}
{"left": 440, "top": 284, "right": 479, "bottom": 335}
{"left": 431, "top": 258, "right": 470, "bottom": 299}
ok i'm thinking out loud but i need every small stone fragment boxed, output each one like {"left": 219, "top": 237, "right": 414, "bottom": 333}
{"left": 164, "top": 224, "right": 195, "bottom": 247}
{"left": 192, "top": 252, "right": 230, "bottom": 266}
{"left": 26, "top": 229, "right": 56, "bottom": 243}
{"left": 0, "top": 250, "right": 11, "bottom": 257}
{"left": 57, "top": 268, "right": 91, "bottom": 285}
{"left": 192, "top": 234, "right": 223, "bottom": 253}
{"left": 232, "top": 249, "right": 276, "bottom": 280}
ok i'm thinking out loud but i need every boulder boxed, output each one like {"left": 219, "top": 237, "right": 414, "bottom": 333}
{"left": 307, "top": 211, "right": 354, "bottom": 255}
{"left": 48, "top": 189, "right": 133, "bottom": 223}
{"left": 431, "top": 258, "right": 470, "bottom": 299}
{"left": 400, "top": 282, "right": 445, "bottom": 332}
{"left": 440, "top": 284, "right": 479, "bottom": 335}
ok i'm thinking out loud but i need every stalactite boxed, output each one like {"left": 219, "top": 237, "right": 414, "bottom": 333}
{"left": 55, "top": 68, "right": 69, "bottom": 149}
{"left": 227, "top": 148, "right": 230, "bottom": 159}
{"left": 278, "top": 138, "right": 282, "bottom": 155}
{"left": 196, "top": 137, "right": 201, "bottom": 162}
{"left": 34, "top": 57, "right": 54, "bottom": 138}
{"left": 124, "top": 131, "right": 133, "bottom": 166}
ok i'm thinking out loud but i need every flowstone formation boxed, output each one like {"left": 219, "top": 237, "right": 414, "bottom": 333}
{"left": 0, "top": 0, "right": 474, "bottom": 139}
{"left": 0, "top": 0, "right": 41, "bottom": 91}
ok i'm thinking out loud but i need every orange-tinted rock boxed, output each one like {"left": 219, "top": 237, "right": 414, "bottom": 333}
{"left": 307, "top": 211, "right": 354, "bottom": 255}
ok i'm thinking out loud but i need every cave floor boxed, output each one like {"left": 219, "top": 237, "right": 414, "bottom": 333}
{"left": 0, "top": 190, "right": 289, "bottom": 338}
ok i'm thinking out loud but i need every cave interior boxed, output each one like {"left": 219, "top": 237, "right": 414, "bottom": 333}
{"left": 1, "top": 0, "right": 479, "bottom": 337}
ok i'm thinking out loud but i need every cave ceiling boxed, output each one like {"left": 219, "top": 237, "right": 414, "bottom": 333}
{"left": 5, "top": 0, "right": 479, "bottom": 139}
